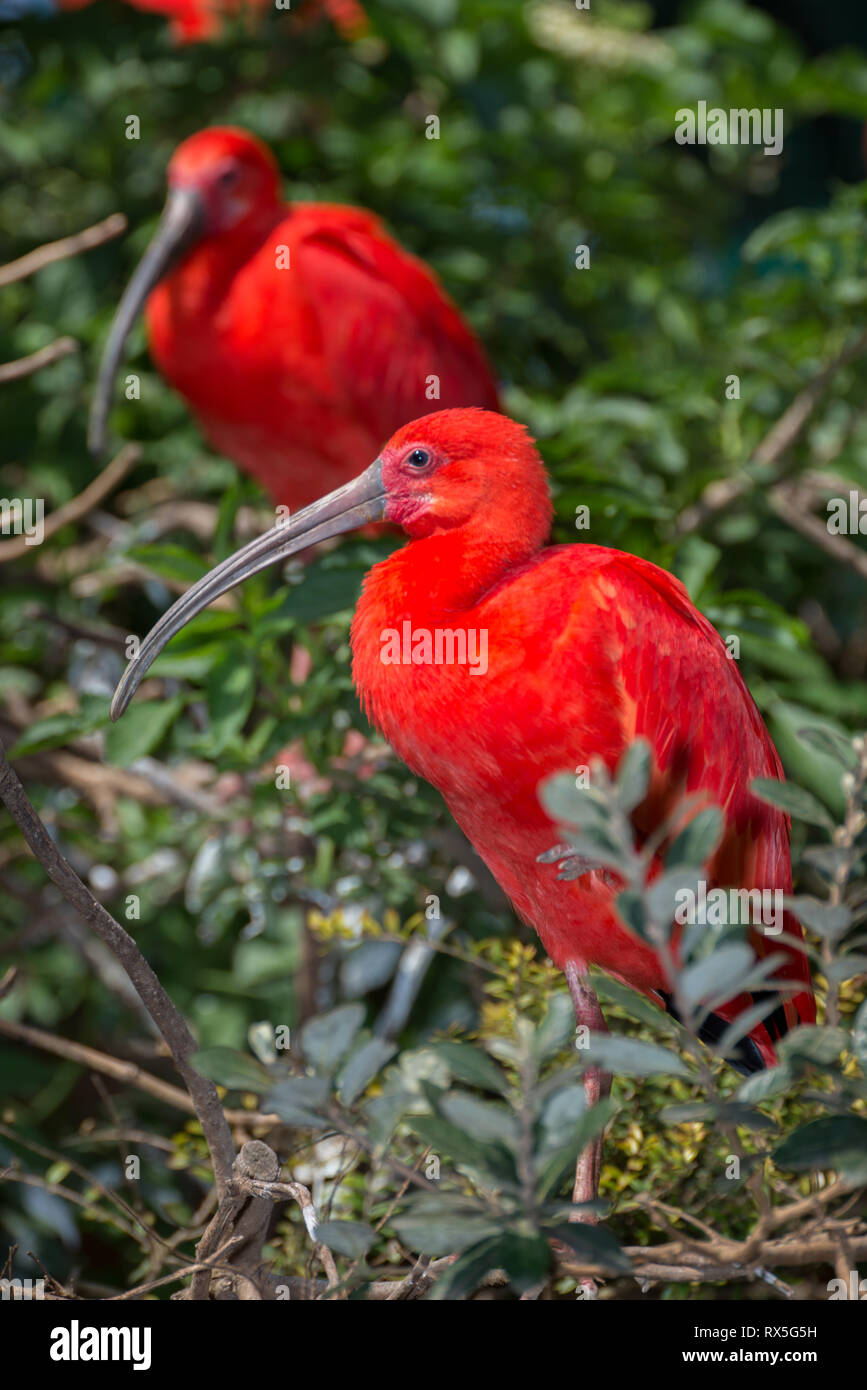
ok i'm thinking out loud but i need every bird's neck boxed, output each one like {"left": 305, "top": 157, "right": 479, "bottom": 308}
{"left": 162, "top": 204, "right": 285, "bottom": 313}
{"left": 359, "top": 523, "right": 546, "bottom": 628}
{"left": 351, "top": 522, "right": 547, "bottom": 757}
{"left": 350, "top": 501, "right": 551, "bottom": 751}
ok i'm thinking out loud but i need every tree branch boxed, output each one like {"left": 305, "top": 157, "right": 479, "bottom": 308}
{"left": 0, "top": 444, "right": 140, "bottom": 564}
{"left": 0, "top": 213, "right": 127, "bottom": 289}
{"left": 676, "top": 328, "right": 867, "bottom": 536}
{"left": 768, "top": 480, "right": 867, "bottom": 581}
{"left": 0, "top": 337, "right": 78, "bottom": 384}
{"left": 0, "top": 742, "right": 237, "bottom": 1204}
{"left": 0, "top": 1015, "right": 279, "bottom": 1127}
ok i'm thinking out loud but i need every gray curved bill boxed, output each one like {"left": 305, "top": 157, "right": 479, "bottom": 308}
{"left": 111, "top": 461, "right": 386, "bottom": 721}
{"left": 88, "top": 187, "right": 206, "bottom": 458}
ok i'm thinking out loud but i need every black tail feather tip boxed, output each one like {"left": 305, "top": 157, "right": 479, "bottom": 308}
{"left": 657, "top": 991, "right": 782, "bottom": 1077}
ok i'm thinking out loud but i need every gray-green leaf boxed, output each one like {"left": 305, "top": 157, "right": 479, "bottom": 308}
{"left": 751, "top": 778, "right": 833, "bottom": 830}
{"left": 337, "top": 1037, "right": 397, "bottom": 1106}
{"left": 301, "top": 1003, "right": 365, "bottom": 1076}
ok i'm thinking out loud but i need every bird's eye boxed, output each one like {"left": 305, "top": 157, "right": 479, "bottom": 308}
{"left": 407, "top": 448, "right": 430, "bottom": 469}
{"left": 217, "top": 166, "right": 240, "bottom": 189}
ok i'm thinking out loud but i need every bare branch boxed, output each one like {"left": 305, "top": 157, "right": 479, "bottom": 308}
{"left": 676, "top": 328, "right": 867, "bottom": 536}
{"left": 0, "top": 742, "right": 237, "bottom": 1203}
{"left": 0, "top": 338, "right": 78, "bottom": 385}
{"left": 0, "top": 1015, "right": 278, "bottom": 1127}
{"left": 768, "top": 481, "right": 867, "bottom": 582}
{"left": 0, "top": 213, "right": 127, "bottom": 289}
{"left": 0, "top": 444, "right": 140, "bottom": 564}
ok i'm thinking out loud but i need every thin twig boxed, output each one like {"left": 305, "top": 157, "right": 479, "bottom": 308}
{"left": 676, "top": 329, "right": 867, "bottom": 536}
{"left": 0, "top": 213, "right": 127, "bottom": 289}
{"left": 0, "top": 444, "right": 140, "bottom": 564}
{"left": 0, "top": 1015, "right": 278, "bottom": 1127}
{"left": 0, "top": 337, "right": 78, "bottom": 384}
{"left": 0, "top": 742, "right": 237, "bottom": 1202}
{"left": 768, "top": 482, "right": 867, "bottom": 582}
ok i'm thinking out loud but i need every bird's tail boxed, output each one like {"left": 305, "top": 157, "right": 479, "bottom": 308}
{"left": 657, "top": 988, "right": 813, "bottom": 1076}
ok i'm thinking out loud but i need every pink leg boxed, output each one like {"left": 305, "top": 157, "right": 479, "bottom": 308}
{"left": 564, "top": 963, "right": 612, "bottom": 1299}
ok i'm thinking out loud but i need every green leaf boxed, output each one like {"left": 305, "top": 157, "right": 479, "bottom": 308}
{"left": 615, "top": 738, "right": 652, "bottom": 812}
{"left": 271, "top": 560, "right": 365, "bottom": 626}
{"left": 659, "top": 1101, "right": 775, "bottom": 1130}
{"left": 191, "top": 1046, "right": 271, "bottom": 1093}
{"left": 666, "top": 807, "right": 724, "bottom": 869}
{"left": 539, "top": 776, "right": 611, "bottom": 836}
{"left": 679, "top": 944, "right": 755, "bottom": 1011}
{"left": 751, "top": 777, "right": 834, "bottom": 830}
{"left": 615, "top": 890, "right": 651, "bottom": 942}
{"left": 213, "top": 476, "right": 251, "bottom": 563}
{"left": 766, "top": 703, "right": 846, "bottom": 820}
{"left": 429, "top": 1042, "right": 508, "bottom": 1094}
{"left": 300, "top": 1003, "right": 365, "bottom": 1076}
{"left": 408, "top": 1114, "right": 518, "bottom": 1187}
{"left": 593, "top": 975, "right": 681, "bottom": 1034}
{"left": 205, "top": 641, "right": 257, "bottom": 754}
{"left": 392, "top": 1197, "right": 502, "bottom": 1255}
{"left": 538, "top": 1084, "right": 588, "bottom": 1152}
{"left": 797, "top": 724, "right": 858, "bottom": 769}
{"left": 126, "top": 543, "right": 208, "bottom": 587}
{"left": 336, "top": 1037, "right": 397, "bottom": 1106}
{"left": 428, "top": 1232, "right": 551, "bottom": 1300}
{"left": 364, "top": 1085, "right": 413, "bottom": 1149}
{"left": 546, "top": 1221, "right": 631, "bottom": 1273}
{"left": 551, "top": 829, "right": 626, "bottom": 874}
{"left": 785, "top": 896, "right": 851, "bottom": 941}
{"left": 825, "top": 955, "right": 867, "bottom": 983}
{"left": 439, "top": 1092, "right": 518, "bottom": 1145}
{"left": 774, "top": 1117, "right": 867, "bottom": 1180}
{"left": 778, "top": 1026, "right": 849, "bottom": 1068}
{"left": 316, "top": 1220, "right": 375, "bottom": 1259}
{"left": 536, "top": 1098, "right": 619, "bottom": 1200}
{"left": 534, "top": 990, "right": 579, "bottom": 1061}
{"left": 647, "top": 869, "right": 702, "bottom": 928}
{"left": 8, "top": 694, "right": 110, "bottom": 756}
{"left": 263, "top": 1077, "right": 331, "bottom": 1128}
{"left": 736, "top": 1065, "right": 795, "bottom": 1103}
{"left": 576, "top": 1034, "right": 690, "bottom": 1078}
{"left": 104, "top": 696, "right": 184, "bottom": 766}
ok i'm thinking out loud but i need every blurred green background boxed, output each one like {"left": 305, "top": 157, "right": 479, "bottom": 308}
{"left": 1, "top": 0, "right": 866, "bottom": 1297}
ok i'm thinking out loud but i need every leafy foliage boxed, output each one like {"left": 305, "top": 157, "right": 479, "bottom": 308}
{"left": 0, "top": 0, "right": 866, "bottom": 1299}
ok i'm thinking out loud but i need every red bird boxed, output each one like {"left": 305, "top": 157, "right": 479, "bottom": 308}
{"left": 89, "top": 128, "right": 500, "bottom": 510}
{"left": 111, "top": 408, "right": 814, "bottom": 1210}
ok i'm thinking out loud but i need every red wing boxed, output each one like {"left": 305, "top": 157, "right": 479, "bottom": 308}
{"left": 294, "top": 215, "right": 500, "bottom": 444}
{"left": 590, "top": 551, "right": 815, "bottom": 1056}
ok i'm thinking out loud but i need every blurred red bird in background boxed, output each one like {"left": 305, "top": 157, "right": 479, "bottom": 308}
{"left": 1, "top": 0, "right": 368, "bottom": 45}
{"left": 89, "top": 127, "right": 500, "bottom": 510}
{"left": 112, "top": 407, "right": 815, "bottom": 1210}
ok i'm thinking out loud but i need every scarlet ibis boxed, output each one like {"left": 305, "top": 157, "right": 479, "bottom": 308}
{"left": 111, "top": 407, "right": 814, "bottom": 1213}
{"left": 88, "top": 128, "right": 499, "bottom": 511}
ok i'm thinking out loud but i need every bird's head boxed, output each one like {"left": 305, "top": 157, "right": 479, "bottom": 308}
{"left": 88, "top": 126, "right": 281, "bottom": 458}
{"left": 110, "top": 408, "right": 552, "bottom": 720}
{"left": 166, "top": 127, "right": 281, "bottom": 238}
{"left": 378, "top": 408, "right": 551, "bottom": 541}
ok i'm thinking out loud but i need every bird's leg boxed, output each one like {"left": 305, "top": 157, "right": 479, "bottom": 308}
{"left": 564, "top": 961, "right": 611, "bottom": 1219}
{"left": 563, "top": 962, "right": 612, "bottom": 1300}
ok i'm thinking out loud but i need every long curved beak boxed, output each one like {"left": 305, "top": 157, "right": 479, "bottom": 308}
{"left": 110, "top": 461, "right": 387, "bottom": 721}
{"left": 88, "top": 187, "right": 206, "bottom": 458}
